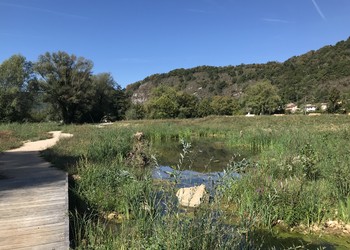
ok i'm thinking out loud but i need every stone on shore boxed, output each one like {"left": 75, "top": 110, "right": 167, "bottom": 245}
{"left": 176, "top": 184, "right": 207, "bottom": 208}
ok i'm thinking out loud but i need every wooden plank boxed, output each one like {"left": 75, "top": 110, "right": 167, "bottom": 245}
{"left": 0, "top": 197, "right": 67, "bottom": 208}
{"left": 0, "top": 132, "right": 70, "bottom": 250}
{"left": 0, "top": 222, "right": 66, "bottom": 237}
{"left": 0, "top": 214, "right": 65, "bottom": 230}
{"left": 0, "top": 185, "right": 67, "bottom": 196}
{"left": 13, "top": 242, "right": 68, "bottom": 250}
{"left": 0, "top": 205, "right": 68, "bottom": 219}
{"left": 0, "top": 229, "right": 66, "bottom": 249}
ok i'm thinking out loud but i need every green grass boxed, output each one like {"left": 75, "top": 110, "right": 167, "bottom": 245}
{"left": 2, "top": 115, "right": 350, "bottom": 249}
{"left": 214, "top": 115, "right": 350, "bottom": 229}
{"left": 0, "top": 122, "right": 62, "bottom": 152}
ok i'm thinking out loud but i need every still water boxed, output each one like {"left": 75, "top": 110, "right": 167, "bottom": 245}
{"left": 152, "top": 137, "right": 241, "bottom": 189}
{"left": 151, "top": 137, "right": 350, "bottom": 250}
{"left": 151, "top": 137, "right": 244, "bottom": 172}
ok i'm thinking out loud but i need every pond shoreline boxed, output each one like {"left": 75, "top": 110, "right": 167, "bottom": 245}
{"left": 151, "top": 168, "right": 350, "bottom": 241}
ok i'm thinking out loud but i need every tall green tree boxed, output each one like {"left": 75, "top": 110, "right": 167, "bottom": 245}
{"left": 244, "top": 81, "right": 281, "bottom": 115}
{"left": 210, "top": 96, "right": 238, "bottom": 116}
{"left": 342, "top": 91, "right": 350, "bottom": 113}
{"left": 327, "top": 87, "right": 341, "bottom": 113}
{"left": 0, "top": 55, "right": 37, "bottom": 122}
{"left": 35, "top": 51, "right": 94, "bottom": 123}
{"left": 125, "top": 103, "right": 146, "bottom": 120}
{"left": 176, "top": 91, "right": 199, "bottom": 118}
{"left": 146, "top": 86, "right": 179, "bottom": 119}
{"left": 88, "top": 73, "right": 127, "bottom": 122}
{"left": 145, "top": 86, "right": 200, "bottom": 119}
{"left": 147, "top": 95, "right": 179, "bottom": 119}
{"left": 197, "top": 98, "right": 214, "bottom": 117}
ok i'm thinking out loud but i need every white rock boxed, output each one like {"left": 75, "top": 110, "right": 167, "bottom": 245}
{"left": 176, "top": 184, "right": 206, "bottom": 208}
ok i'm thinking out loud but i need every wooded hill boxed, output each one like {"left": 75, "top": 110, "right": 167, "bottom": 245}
{"left": 127, "top": 37, "right": 350, "bottom": 105}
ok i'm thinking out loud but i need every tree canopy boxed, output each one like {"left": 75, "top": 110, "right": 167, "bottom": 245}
{"left": 35, "top": 51, "right": 94, "bottom": 123}
{"left": 0, "top": 55, "right": 36, "bottom": 122}
{"left": 131, "top": 85, "right": 243, "bottom": 119}
{"left": 88, "top": 73, "right": 128, "bottom": 122}
{"left": 0, "top": 52, "right": 129, "bottom": 124}
{"left": 146, "top": 86, "right": 179, "bottom": 119}
{"left": 2, "top": 37, "right": 350, "bottom": 124}
{"left": 244, "top": 81, "right": 282, "bottom": 115}
{"left": 34, "top": 51, "right": 127, "bottom": 123}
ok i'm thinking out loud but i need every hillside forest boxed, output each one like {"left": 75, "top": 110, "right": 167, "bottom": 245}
{"left": 1, "top": 37, "right": 350, "bottom": 123}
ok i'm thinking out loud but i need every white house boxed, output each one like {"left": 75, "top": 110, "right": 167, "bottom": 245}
{"left": 245, "top": 112, "right": 255, "bottom": 117}
{"left": 320, "top": 103, "right": 328, "bottom": 111}
{"left": 304, "top": 104, "right": 317, "bottom": 112}
{"left": 285, "top": 103, "right": 299, "bottom": 113}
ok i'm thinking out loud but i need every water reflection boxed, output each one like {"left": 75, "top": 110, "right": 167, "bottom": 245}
{"left": 151, "top": 138, "right": 243, "bottom": 173}
{"left": 150, "top": 138, "right": 350, "bottom": 249}
{"left": 153, "top": 166, "right": 222, "bottom": 187}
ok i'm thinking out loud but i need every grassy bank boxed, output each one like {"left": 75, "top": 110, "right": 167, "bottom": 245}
{"left": 217, "top": 116, "right": 350, "bottom": 230}
{"left": 39, "top": 123, "right": 253, "bottom": 248}
{"left": 0, "top": 122, "right": 62, "bottom": 152}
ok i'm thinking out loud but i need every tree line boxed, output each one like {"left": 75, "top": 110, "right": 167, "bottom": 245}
{"left": 126, "top": 81, "right": 283, "bottom": 120}
{"left": 0, "top": 52, "right": 127, "bottom": 123}
{"left": 1, "top": 50, "right": 349, "bottom": 124}
{"left": 127, "top": 81, "right": 349, "bottom": 120}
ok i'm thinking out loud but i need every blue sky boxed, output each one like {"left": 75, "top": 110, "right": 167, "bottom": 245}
{"left": 1, "top": 0, "right": 349, "bottom": 88}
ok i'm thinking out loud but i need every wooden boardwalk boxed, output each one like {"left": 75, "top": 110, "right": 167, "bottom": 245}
{"left": 0, "top": 132, "right": 71, "bottom": 250}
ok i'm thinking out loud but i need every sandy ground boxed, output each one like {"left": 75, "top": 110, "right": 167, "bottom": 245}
{"left": 7, "top": 131, "right": 73, "bottom": 153}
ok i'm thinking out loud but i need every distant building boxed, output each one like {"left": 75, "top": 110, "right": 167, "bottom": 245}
{"left": 320, "top": 103, "right": 328, "bottom": 111}
{"left": 245, "top": 112, "right": 255, "bottom": 117}
{"left": 285, "top": 103, "right": 298, "bottom": 113}
{"left": 304, "top": 104, "right": 317, "bottom": 112}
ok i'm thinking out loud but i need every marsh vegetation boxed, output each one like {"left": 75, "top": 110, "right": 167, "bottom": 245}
{"left": 1, "top": 115, "right": 350, "bottom": 249}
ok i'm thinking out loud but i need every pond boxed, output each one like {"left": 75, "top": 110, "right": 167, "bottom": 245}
{"left": 150, "top": 137, "right": 350, "bottom": 250}
{"left": 151, "top": 137, "right": 243, "bottom": 189}
{"left": 151, "top": 137, "right": 246, "bottom": 173}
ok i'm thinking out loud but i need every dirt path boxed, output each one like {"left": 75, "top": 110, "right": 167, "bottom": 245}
{"left": 0, "top": 131, "right": 72, "bottom": 250}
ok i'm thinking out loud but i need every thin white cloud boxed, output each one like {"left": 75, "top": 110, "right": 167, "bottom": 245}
{"left": 311, "top": 0, "right": 326, "bottom": 21}
{"left": 262, "top": 18, "right": 294, "bottom": 24}
{"left": 0, "top": 2, "right": 87, "bottom": 19}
